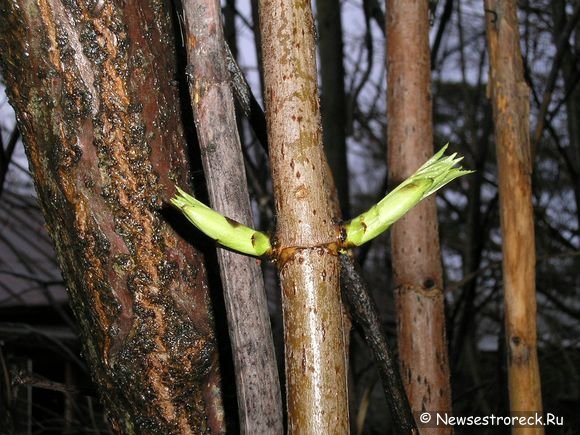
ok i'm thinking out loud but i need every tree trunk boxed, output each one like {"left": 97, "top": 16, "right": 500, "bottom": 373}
{"left": 484, "top": 1, "right": 544, "bottom": 430}
{"left": 385, "top": 0, "right": 453, "bottom": 430}
{"left": 258, "top": 0, "right": 349, "bottom": 432}
{"left": 180, "top": 0, "right": 283, "bottom": 432}
{"left": 0, "top": 1, "right": 224, "bottom": 433}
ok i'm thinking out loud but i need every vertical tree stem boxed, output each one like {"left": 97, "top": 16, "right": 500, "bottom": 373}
{"left": 386, "top": 1, "right": 453, "bottom": 431}
{"left": 484, "top": 1, "right": 544, "bottom": 430}
{"left": 258, "top": 0, "right": 349, "bottom": 432}
{"left": 181, "top": 0, "right": 283, "bottom": 432}
{"left": 315, "top": 0, "right": 350, "bottom": 216}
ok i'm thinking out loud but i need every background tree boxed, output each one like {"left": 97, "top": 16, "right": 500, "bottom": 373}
{"left": 315, "top": 0, "right": 350, "bottom": 216}
{"left": 484, "top": 0, "right": 544, "bottom": 424}
{"left": 386, "top": 0, "right": 453, "bottom": 428}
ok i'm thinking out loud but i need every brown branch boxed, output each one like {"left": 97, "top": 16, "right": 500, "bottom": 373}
{"left": 386, "top": 1, "right": 454, "bottom": 428}
{"left": 485, "top": 0, "right": 543, "bottom": 417}
{"left": 13, "top": 372, "right": 96, "bottom": 397}
{"left": 259, "top": 0, "right": 349, "bottom": 430}
{"left": 224, "top": 44, "right": 269, "bottom": 152}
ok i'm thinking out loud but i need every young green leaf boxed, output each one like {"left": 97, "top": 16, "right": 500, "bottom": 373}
{"left": 171, "top": 188, "right": 272, "bottom": 257}
{"left": 343, "top": 145, "right": 473, "bottom": 247}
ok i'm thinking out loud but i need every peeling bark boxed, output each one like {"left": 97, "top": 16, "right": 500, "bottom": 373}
{"left": 0, "top": 1, "right": 224, "bottom": 433}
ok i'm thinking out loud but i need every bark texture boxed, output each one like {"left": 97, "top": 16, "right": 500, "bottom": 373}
{"left": 0, "top": 1, "right": 224, "bottom": 433}
{"left": 484, "top": 0, "right": 544, "bottom": 429}
{"left": 181, "top": 0, "right": 283, "bottom": 433}
{"left": 386, "top": 0, "right": 453, "bottom": 428}
{"left": 258, "top": 0, "right": 349, "bottom": 432}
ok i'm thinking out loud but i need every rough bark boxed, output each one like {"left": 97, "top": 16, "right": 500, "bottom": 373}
{"left": 181, "top": 0, "right": 283, "bottom": 433}
{"left": 315, "top": 0, "right": 350, "bottom": 216}
{"left": 484, "top": 1, "right": 544, "bottom": 429}
{"left": 258, "top": 0, "right": 349, "bottom": 432}
{"left": 0, "top": 1, "right": 224, "bottom": 433}
{"left": 386, "top": 0, "right": 453, "bottom": 430}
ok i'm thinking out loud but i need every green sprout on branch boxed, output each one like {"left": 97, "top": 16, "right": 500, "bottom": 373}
{"left": 171, "top": 187, "right": 272, "bottom": 256}
{"left": 342, "top": 145, "right": 473, "bottom": 247}
{"left": 171, "top": 145, "right": 472, "bottom": 256}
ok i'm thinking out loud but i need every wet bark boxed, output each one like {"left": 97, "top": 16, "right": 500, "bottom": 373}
{"left": 0, "top": 1, "right": 224, "bottom": 433}
{"left": 180, "top": 0, "right": 283, "bottom": 433}
{"left": 258, "top": 0, "right": 349, "bottom": 432}
{"left": 386, "top": 1, "right": 453, "bottom": 431}
{"left": 484, "top": 1, "right": 544, "bottom": 429}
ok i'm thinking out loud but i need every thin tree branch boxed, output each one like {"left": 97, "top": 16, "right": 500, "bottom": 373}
{"left": 0, "top": 128, "right": 20, "bottom": 197}
{"left": 181, "top": 0, "right": 283, "bottom": 431}
{"left": 224, "top": 44, "right": 269, "bottom": 152}
{"left": 13, "top": 372, "right": 96, "bottom": 397}
{"left": 349, "top": 0, "right": 375, "bottom": 127}
{"left": 532, "top": 1, "right": 580, "bottom": 148}
{"left": 431, "top": 0, "right": 454, "bottom": 70}
{"left": 339, "top": 252, "right": 418, "bottom": 434}
{"left": 367, "top": 0, "right": 386, "bottom": 35}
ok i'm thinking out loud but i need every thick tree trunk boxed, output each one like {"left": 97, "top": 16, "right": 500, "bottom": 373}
{"left": 484, "top": 1, "right": 544, "bottom": 430}
{"left": 386, "top": 0, "right": 453, "bottom": 430}
{"left": 180, "top": 0, "right": 283, "bottom": 433}
{"left": 0, "top": 1, "right": 224, "bottom": 433}
{"left": 258, "top": 0, "right": 349, "bottom": 432}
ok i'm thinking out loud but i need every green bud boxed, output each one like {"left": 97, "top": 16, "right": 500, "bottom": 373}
{"left": 343, "top": 145, "right": 472, "bottom": 247}
{"left": 171, "top": 187, "right": 272, "bottom": 257}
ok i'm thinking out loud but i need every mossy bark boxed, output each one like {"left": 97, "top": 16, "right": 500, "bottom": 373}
{"left": 0, "top": 1, "right": 224, "bottom": 433}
